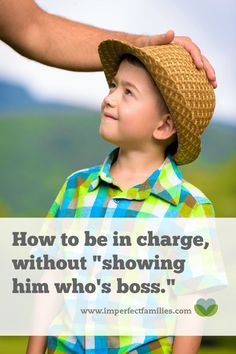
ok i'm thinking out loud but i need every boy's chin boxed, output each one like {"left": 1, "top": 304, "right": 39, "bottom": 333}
{"left": 99, "top": 129, "right": 134, "bottom": 148}
{"left": 99, "top": 131, "right": 118, "bottom": 145}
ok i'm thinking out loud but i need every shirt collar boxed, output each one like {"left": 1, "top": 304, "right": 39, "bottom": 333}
{"left": 88, "top": 148, "right": 182, "bottom": 205}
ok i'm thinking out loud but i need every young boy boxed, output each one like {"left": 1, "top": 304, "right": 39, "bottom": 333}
{"left": 27, "top": 41, "right": 216, "bottom": 353}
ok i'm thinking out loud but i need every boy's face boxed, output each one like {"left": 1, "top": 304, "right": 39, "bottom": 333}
{"left": 100, "top": 59, "right": 167, "bottom": 149}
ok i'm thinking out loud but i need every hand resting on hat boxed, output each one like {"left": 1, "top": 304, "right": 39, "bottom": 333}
{"left": 0, "top": 0, "right": 216, "bottom": 87}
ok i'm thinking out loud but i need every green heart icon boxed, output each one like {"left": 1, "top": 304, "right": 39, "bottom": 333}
{"left": 194, "top": 298, "right": 218, "bottom": 317}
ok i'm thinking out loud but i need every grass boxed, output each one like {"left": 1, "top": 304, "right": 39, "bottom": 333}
{"left": 0, "top": 337, "right": 27, "bottom": 354}
{"left": 199, "top": 348, "right": 236, "bottom": 354}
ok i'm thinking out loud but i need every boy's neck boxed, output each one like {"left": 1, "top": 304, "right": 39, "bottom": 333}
{"left": 110, "top": 147, "right": 165, "bottom": 187}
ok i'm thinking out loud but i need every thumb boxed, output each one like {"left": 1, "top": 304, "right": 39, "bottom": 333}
{"left": 149, "top": 30, "right": 175, "bottom": 45}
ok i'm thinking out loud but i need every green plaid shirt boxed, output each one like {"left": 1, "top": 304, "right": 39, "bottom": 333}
{"left": 47, "top": 148, "right": 214, "bottom": 354}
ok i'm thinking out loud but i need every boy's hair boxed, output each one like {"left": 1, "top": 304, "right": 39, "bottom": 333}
{"left": 119, "top": 54, "right": 178, "bottom": 156}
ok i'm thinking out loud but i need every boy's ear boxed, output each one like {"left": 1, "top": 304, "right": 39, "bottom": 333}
{"left": 153, "top": 114, "right": 176, "bottom": 140}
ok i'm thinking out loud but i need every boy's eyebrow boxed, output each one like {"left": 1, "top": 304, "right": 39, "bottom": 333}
{"left": 113, "top": 76, "right": 140, "bottom": 94}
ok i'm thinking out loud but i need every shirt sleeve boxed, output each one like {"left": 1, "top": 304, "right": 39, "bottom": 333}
{"left": 30, "top": 180, "right": 68, "bottom": 258}
{"left": 191, "top": 201, "right": 215, "bottom": 218}
{"left": 171, "top": 201, "right": 227, "bottom": 295}
{"left": 47, "top": 180, "right": 68, "bottom": 217}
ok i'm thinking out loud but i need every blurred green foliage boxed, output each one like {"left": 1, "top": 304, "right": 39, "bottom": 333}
{"left": 181, "top": 155, "right": 236, "bottom": 217}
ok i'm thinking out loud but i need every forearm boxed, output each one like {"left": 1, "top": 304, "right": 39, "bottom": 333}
{"left": 26, "top": 336, "right": 47, "bottom": 354}
{"left": 23, "top": 14, "right": 140, "bottom": 71}
{"left": 172, "top": 293, "right": 204, "bottom": 353}
{"left": 173, "top": 336, "right": 202, "bottom": 354}
{"left": 0, "top": 0, "right": 156, "bottom": 71}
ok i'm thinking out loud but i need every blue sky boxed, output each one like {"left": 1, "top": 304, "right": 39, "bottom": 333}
{"left": 0, "top": 0, "right": 235, "bottom": 124}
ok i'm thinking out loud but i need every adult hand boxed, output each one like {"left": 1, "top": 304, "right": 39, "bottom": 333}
{"left": 173, "top": 35, "right": 217, "bottom": 88}
{"left": 136, "top": 31, "right": 217, "bottom": 88}
{"left": 0, "top": 0, "right": 217, "bottom": 86}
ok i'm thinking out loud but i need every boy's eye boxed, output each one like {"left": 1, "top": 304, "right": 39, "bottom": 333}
{"left": 125, "top": 88, "right": 132, "bottom": 96}
{"left": 109, "top": 82, "right": 116, "bottom": 90}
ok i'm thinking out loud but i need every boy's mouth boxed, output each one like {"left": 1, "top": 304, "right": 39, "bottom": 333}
{"left": 103, "top": 111, "right": 118, "bottom": 120}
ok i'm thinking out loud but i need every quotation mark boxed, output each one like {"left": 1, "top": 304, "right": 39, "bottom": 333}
{"left": 167, "top": 279, "right": 175, "bottom": 286}
{"left": 93, "top": 255, "right": 101, "bottom": 262}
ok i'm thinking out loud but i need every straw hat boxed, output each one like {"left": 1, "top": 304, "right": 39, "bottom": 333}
{"left": 98, "top": 40, "right": 215, "bottom": 165}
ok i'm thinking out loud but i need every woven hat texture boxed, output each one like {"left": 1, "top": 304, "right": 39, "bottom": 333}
{"left": 98, "top": 40, "right": 215, "bottom": 165}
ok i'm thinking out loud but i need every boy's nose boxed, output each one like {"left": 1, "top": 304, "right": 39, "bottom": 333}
{"left": 103, "top": 91, "right": 117, "bottom": 107}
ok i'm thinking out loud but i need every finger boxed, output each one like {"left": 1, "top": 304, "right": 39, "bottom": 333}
{"left": 139, "top": 30, "right": 175, "bottom": 47}
{"left": 152, "top": 30, "right": 175, "bottom": 45}
{"left": 188, "top": 45, "right": 204, "bottom": 69}
{"left": 174, "top": 36, "right": 204, "bottom": 69}
{"left": 211, "top": 80, "right": 217, "bottom": 89}
{"left": 202, "top": 55, "right": 217, "bottom": 88}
